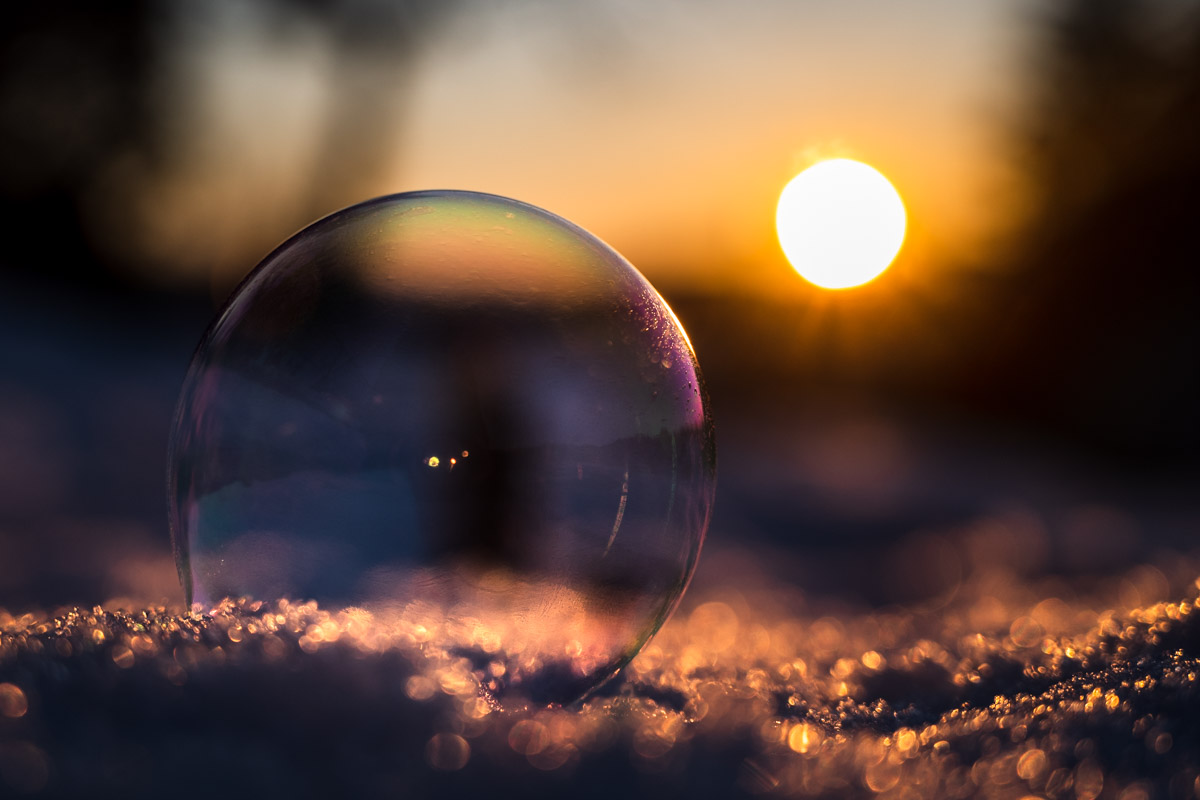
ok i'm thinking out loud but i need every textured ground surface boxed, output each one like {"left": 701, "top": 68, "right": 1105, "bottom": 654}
{"left": 3, "top": 544, "right": 1200, "bottom": 800}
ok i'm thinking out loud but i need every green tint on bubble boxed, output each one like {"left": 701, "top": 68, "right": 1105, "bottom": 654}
{"left": 168, "top": 191, "right": 715, "bottom": 704}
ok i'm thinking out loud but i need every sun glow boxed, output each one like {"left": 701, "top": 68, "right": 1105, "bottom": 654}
{"left": 776, "top": 159, "right": 907, "bottom": 290}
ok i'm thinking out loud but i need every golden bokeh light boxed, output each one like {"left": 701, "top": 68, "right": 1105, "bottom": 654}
{"left": 776, "top": 159, "right": 907, "bottom": 290}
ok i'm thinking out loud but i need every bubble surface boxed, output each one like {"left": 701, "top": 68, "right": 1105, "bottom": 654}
{"left": 168, "top": 190, "right": 715, "bottom": 703}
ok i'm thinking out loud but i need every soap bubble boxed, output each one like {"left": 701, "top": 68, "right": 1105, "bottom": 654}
{"left": 168, "top": 191, "right": 715, "bottom": 703}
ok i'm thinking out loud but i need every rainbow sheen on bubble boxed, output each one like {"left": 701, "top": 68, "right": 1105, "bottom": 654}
{"left": 168, "top": 191, "right": 715, "bottom": 703}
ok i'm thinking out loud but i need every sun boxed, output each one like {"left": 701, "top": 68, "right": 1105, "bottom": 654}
{"left": 776, "top": 159, "right": 907, "bottom": 290}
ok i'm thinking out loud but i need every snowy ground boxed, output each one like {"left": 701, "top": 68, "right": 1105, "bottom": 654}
{"left": 3, "top": 284, "right": 1200, "bottom": 798}
{"left": 3, "top": 537, "right": 1200, "bottom": 799}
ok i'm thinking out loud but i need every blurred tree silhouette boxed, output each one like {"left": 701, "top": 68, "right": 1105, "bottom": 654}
{"left": 968, "top": 0, "right": 1200, "bottom": 463}
{"left": 0, "top": 4, "right": 155, "bottom": 293}
{"left": 0, "top": 0, "right": 456, "bottom": 293}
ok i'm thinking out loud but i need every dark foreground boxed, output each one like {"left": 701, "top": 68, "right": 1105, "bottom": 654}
{"left": 3, "top": 278, "right": 1199, "bottom": 799}
{"left": 3, "top": 547, "right": 1200, "bottom": 800}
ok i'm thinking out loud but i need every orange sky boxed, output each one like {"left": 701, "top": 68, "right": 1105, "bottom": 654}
{"left": 119, "top": 0, "right": 1027, "bottom": 298}
{"left": 395, "top": 1, "right": 1024, "bottom": 295}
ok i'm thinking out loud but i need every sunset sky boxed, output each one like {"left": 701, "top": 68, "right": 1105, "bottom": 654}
{"left": 126, "top": 0, "right": 1028, "bottom": 296}
{"left": 399, "top": 0, "right": 1023, "bottom": 290}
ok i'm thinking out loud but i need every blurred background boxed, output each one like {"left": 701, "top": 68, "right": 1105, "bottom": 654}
{"left": 1, "top": 0, "right": 1198, "bottom": 610}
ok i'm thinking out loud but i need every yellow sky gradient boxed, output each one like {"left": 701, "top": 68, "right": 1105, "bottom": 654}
{"left": 114, "top": 1, "right": 1027, "bottom": 298}
{"left": 395, "top": 1, "right": 1023, "bottom": 295}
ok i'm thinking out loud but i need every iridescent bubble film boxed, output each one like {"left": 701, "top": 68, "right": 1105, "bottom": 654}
{"left": 168, "top": 190, "right": 715, "bottom": 704}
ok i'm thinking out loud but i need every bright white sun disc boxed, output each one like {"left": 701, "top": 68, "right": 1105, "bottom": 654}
{"left": 776, "top": 159, "right": 907, "bottom": 289}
